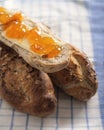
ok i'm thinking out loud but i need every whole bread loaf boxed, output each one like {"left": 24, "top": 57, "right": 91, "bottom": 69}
{"left": 0, "top": 42, "right": 56, "bottom": 117}
{"left": 49, "top": 45, "right": 98, "bottom": 101}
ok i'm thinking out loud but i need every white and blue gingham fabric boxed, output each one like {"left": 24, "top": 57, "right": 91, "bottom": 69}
{"left": 0, "top": 0, "right": 104, "bottom": 130}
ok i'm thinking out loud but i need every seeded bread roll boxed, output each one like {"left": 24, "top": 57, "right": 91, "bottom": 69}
{"left": 0, "top": 7, "right": 70, "bottom": 73}
{"left": 0, "top": 42, "right": 56, "bottom": 117}
{"left": 49, "top": 45, "right": 98, "bottom": 101}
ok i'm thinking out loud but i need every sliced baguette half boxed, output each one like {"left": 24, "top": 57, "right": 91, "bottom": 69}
{"left": 0, "top": 7, "right": 70, "bottom": 73}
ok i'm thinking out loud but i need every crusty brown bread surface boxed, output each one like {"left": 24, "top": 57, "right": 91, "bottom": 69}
{"left": 0, "top": 42, "right": 56, "bottom": 117}
{"left": 49, "top": 44, "right": 98, "bottom": 101}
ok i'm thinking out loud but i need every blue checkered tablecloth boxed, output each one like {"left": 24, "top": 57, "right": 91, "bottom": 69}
{"left": 0, "top": 0, "right": 104, "bottom": 130}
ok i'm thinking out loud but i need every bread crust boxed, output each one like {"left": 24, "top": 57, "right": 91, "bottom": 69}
{"left": 49, "top": 44, "right": 98, "bottom": 101}
{"left": 0, "top": 42, "right": 56, "bottom": 117}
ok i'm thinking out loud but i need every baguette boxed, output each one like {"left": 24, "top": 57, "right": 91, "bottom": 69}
{"left": 0, "top": 42, "right": 56, "bottom": 117}
{"left": 49, "top": 44, "right": 98, "bottom": 101}
{"left": 0, "top": 7, "right": 70, "bottom": 73}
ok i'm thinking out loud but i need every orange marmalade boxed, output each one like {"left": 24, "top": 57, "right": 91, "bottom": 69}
{"left": 0, "top": 7, "right": 61, "bottom": 58}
